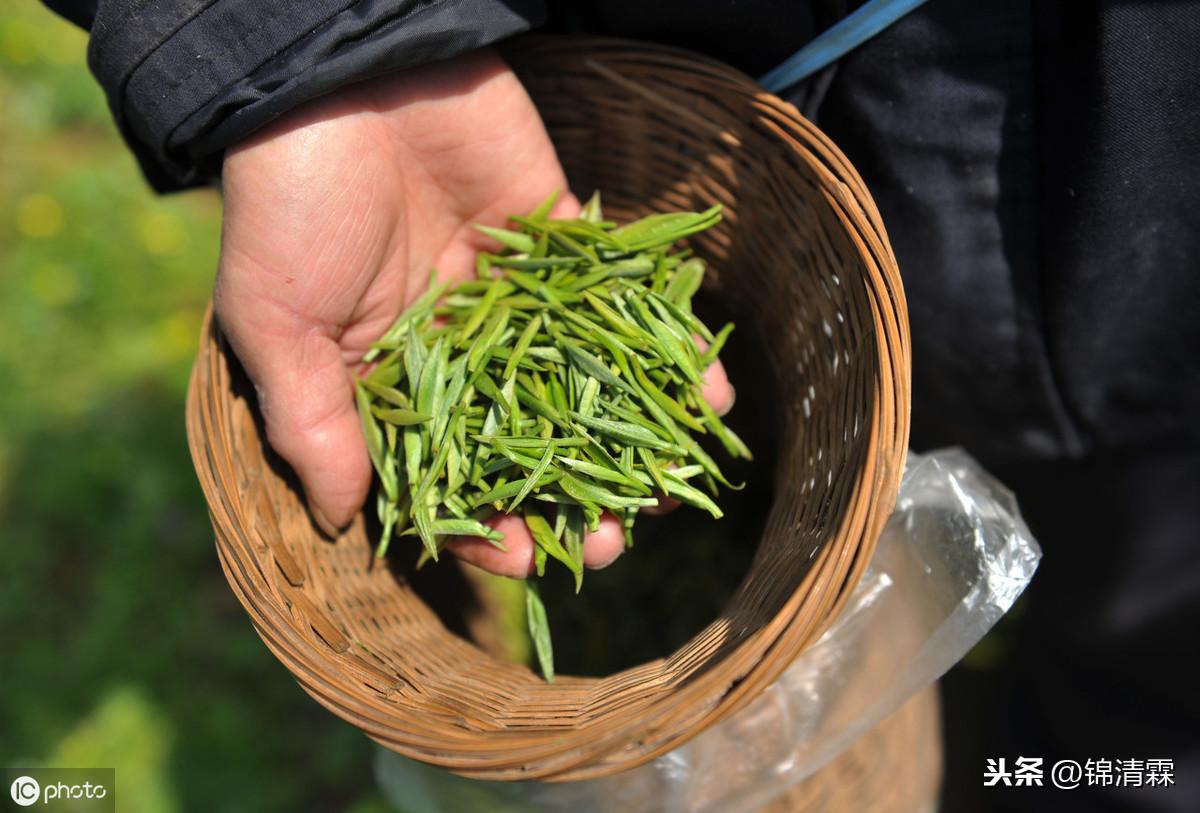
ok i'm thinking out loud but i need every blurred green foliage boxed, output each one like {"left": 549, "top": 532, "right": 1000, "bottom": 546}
{"left": 0, "top": 7, "right": 373, "bottom": 811}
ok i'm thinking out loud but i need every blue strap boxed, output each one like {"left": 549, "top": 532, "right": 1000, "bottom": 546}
{"left": 758, "top": 0, "right": 929, "bottom": 93}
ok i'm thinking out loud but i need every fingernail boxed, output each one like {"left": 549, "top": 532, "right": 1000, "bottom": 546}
{"left": 311, "top": 504, "right": 341, "bottom": 538}
{"left": 718, "top": 384, "right": 737, "bottom": 417}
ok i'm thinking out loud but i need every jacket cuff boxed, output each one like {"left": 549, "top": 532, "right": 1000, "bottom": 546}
{"left": 90, "top": 0, "right": 546, "bottom": 191}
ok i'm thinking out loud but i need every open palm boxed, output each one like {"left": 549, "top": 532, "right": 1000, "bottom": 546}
{"left": 216, "top": 51, "right": 733, "bottom": 577}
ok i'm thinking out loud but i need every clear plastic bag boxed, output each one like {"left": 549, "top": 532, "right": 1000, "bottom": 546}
{"left": 375, "top": 448, "right": 1042, "bottom": 812}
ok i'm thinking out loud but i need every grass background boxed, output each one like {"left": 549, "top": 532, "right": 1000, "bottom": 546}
{"left": 0, "top": 7, "right": 387, "bottom": 811}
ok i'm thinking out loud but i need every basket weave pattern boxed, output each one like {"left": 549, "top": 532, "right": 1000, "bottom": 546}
{"left": 186, "top": 38, "right": 910, "bottom": 781}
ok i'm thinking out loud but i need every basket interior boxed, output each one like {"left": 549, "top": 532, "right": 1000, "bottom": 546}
{"left": 188, "top": 38, "right": 907, "bottom": 780}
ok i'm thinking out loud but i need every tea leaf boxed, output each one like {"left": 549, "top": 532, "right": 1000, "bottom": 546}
{"left": 458, "top": 279, "right": 515, "bottom": 344}
{"left": 561, "top": 341, "right": 629, "bottom": 393}
{"left": 567, "top": 411, "right": 672, "bottom": 450}
{"left": 508, "top": 441, "right": 557, "bottom": 511}
{"left": 526, "top": 579, "right": 555, "bottom": 682}
{"left": 429, "top": 518, "right": 506, "bottom": 546}
{"left": 629, "top": 294, "right": 702, "bottom": 385}
{"left": 524, "top": 507, "right": 582, "bottom": 575}
{"left": 696, "top": 393, "right": 754, "bottom": 460}
{"left": 356, "top": 382, "right": 392, "bottom": 497}
{"left": 700, "top": 322, "right": 734, "bottom": 368}
{"left": 474, "top": 224, "right": 536, "bottom": 253}
{"left": 355, "top": 198, "right": 747, "bottom": 682}
{"left": 663, "top": 258, "right": 706, "bottom": 309}
{"left": 527, "top": 189, "right": 561, "bottom": 222}
{"left": 612, "top": 206, "right": 722, "bottom": 251}
{"left": 649, "top": 289, "right": 713, "bottom": 342}
{"left": 630, "top": 356, "right": 705, "bottom": 433}
{"left": 361, "top": 378, "right": 410, "bottom": 408}
{"left": 637, "top": 446, "right": 669, "bottom": 496}
{"left": 557, "top": 456, "right": 643, "bottom": 489}
{"left": 560, "top": 473, "right": 659, "bottom": 510}
{"left": 579, "top": 191, "right": 603, "bottom": 224}
{"left": 472, "top": 470, "right": 564, "bottom": 507}
{"left": 504, "top": 313, "right": 543, "bottom": 380}
{"left": 660, "top": 471, "right": 724, "bottom": 518}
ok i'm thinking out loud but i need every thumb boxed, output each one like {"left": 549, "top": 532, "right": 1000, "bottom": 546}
{"left": 215, "top": 284, "right": 371, "bottom": 536}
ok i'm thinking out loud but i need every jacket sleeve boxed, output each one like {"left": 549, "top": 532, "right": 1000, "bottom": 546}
{"left": 42, "top": 0, "right": 547, "bottom": 192}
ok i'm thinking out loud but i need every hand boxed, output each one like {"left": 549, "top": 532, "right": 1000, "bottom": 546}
{"left": 215, "top": 50, "right": 734, "bottom": 577}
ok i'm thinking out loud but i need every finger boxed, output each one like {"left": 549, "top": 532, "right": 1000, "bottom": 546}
{"left": 447, "top": 514, "right": 536, "bottom": 578}
{"left": 215, "top": 287, "right": 371, "bottom": 536}
{"left": 695, "top": 335, "right": 735, "bottom": 417}
{"left": 448, "top": 510, "right": 628, "bottom": 577}
{"left": 548, "top": 191, "right": 582, "bottom": 219}
{"left": 701, "top": 358, "right": 735, "bottom": 416}
{"left": 582, "top": 512, "right": 626, "bottom": 569}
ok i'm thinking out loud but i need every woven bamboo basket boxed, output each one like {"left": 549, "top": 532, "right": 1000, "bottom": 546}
{"left": 186, "top": 38, "right": 911, "bottom": 783}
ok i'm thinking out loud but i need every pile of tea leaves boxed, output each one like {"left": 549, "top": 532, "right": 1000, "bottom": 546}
{"left": 356, "top": 192, "right": 750, "bottom": 680}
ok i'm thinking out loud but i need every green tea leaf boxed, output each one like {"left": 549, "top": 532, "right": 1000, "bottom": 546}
{"left": 508, "top": 441, "right": 557, "bottom": 511}
{"left": 526, "top": 579, "right": 555, "bottom": 682}
{"left": 661, "top": 470, "right": 724, "bottom": 518}
{"left": 648, "top": 289, "right": 713, "bottom": 342}
{"left": 563, "top": 506, "right": 585, "bottom": 592}
{"left": 696, "top": 393, "right": 753, "bottom": 460}
{"left": 471, "top": 470, "right": 564, "bottom": 507}
{"left": 560, "top": 473, "right": 659, "bottom": 510}
{"left": 561, "top": 341, "right": 629, "bottom": 393}
{"left": 663, "top": 257, "right": 706, "bottom": 310}
{"left": 357, "top": 199, "right": 749, "bottom": 683}
{"left": 527, "top": 189, "right": 561, "bottom": 223}
{"left": 411, "top": 502, "right": 439, "bottom": 561}
{"left": 429, "top": 518, "right": 506, "bottom": 546}
{"left": 457, "top": 279, "right": 515, "bottom": 344}
{"left": 556, "top": 455, "right": 643, "bottom": 489}
{"left": 700, "top": 322, "right": 734, "bottom": 368}
{"left": 474, "top": 224, "right": 536, "bottom": 253}
{"left": 371, "top": 406, "right": 433, "bottom": 426}
{"left": 524, "top": 507, "right": 582, "bottom": 575}
{"left": 355, "top": 383, "right": 388, "bottom": 486}
{"left": 487, "top": 254, "right": 585, "bottom": 270}
{"left": 630, "top": 356, "right": 705, "bottom": 433}
{"left": 567, "top": 411, "right": 672, "bottom": 450}
{"left": 577, "top": 376, "right": 600, "bottom": 418}
{"left": 630, "top": 294, "right": 702, "bottom": 385}
{"left": 504, "top": 313, "right": 543, "bottom": 380}
{"left": 579, "top": 190, "right": 603, "bottom": 223}
{"left": 403, "top": 325, "right": 426, "bottom": 401}
{"left": 612, "top": 205, "right": 722, "bottom": 251}
{"left": 361, "top": 378, "right": 411, "bottom": 408}
{"left": 636, "top": 446, "right": 669, "bottom": 496}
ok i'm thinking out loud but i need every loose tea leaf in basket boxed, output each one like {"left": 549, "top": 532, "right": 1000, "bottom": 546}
{"left": 356, "top": 191, "right": 751, "bottom": 680}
